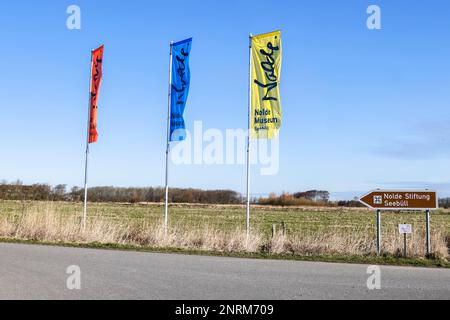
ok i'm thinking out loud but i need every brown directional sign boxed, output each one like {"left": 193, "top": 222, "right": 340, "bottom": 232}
{"left": 359, "top": 190, "right": 438, "bottom": 210}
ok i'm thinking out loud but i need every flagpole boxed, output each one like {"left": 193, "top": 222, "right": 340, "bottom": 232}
{"left": 246, "top": 34, "right": 253, "bottom": 237}
{"left": 82, "top": 142, "right": 89, "bottom": 231}
{"left": 164, "top": 42, "right": 174, "bottom": 236}
{"left": 83, "top": 50, "right": 94, "bottom": 231}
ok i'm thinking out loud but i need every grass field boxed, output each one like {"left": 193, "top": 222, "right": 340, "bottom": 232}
{"left": 1, "top": 200, "right": 449, "bottom": 265}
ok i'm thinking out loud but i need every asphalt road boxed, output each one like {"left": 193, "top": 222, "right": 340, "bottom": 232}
{"left": 0, "top": 243, "right": 449, "bottom": 300}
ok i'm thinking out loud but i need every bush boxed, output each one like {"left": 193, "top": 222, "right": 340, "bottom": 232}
{"left": 259, "top": 192, "right": 330, "bottom": 207}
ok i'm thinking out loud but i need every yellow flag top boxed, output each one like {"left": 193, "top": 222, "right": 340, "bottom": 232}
{"left": 251, "top": 31, "right": 282, "bottom": 139}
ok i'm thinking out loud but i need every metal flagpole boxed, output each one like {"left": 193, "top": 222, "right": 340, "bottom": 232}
{"left": 82, "top": 143, "right": 89, "bottom": 231}
{"left": 376, "top": 209, "right": 381, "bottom": 255}
{"left": 164, "top": 42, "right": 174, "bottom": 236}
{"left": 83, "top": 50, "right": 94, "bottom": 232}
{"left": 425, "top": 209, "right": 431, "bottom": 257}
{"left": 246, "top": 34, "right": 253, "bottom": 237}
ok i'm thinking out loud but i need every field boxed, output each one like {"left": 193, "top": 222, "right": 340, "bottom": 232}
{"left": 1, "top": 200, "right": 449, "bottom": 264}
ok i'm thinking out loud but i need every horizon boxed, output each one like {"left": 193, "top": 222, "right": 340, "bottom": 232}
{"left": 0, "top": 179, "right": 446, "bottom": 202}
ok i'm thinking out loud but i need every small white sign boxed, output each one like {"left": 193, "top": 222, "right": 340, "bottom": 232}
{"left": 399, "top": 224, "right": 412, "bottom": 234}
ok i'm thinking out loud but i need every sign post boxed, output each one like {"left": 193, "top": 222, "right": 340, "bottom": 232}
{"left": 399, "top": 224, "right": 412, "bottom": 258}
{"left": 404, "top": 232, "right": 407, "bottom": 258}
{"left": 376, "top": 209, "right": 381, "bottom": 255}
{"left": 360, "top": 190, "right": 438, "bottom": 258}
{"left": 425, "top": 210, "right": 431, "bottom": 257}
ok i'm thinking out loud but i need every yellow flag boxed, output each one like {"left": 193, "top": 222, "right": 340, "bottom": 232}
{"left": 251, "top": 31, "right": 282, "bottom": 139}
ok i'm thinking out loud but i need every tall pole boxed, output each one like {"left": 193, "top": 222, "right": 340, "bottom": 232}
{"left": 376, "top": 209, "right": 381, "bottom": 255}
{"left": 83, "top": 50, "right": 94, "bottom": 231}
{"left": 164, "top": 42, "right": 174, "bottom": 236}
{"left": 82, "top": 144, "right": 89, "bottom": 231}
{"left": 425, "top": 210, "right": 431, "bottom": 257}
{"left": 246, "top": 34, "right": 253, "bottom": 237}
{"left": 403, "top": 232, "right": 407, "bottom": 258}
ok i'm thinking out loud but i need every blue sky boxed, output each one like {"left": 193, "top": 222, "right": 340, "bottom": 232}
{"left": 0, "top": 0, "right": 449, "bottom": 199}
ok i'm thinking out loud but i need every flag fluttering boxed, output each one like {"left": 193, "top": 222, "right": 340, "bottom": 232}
{"left": 164, "top": 38, "right": 192, "bottom": 235}
{"left": 89, "top": 45, "right": 104, "bottom": 144}
{"left": 83, "top": 45, "right": 104, "bottom": 231}
{"left": 251, "top": 31, "right": 282, "bottom": 139}
{"left": 170, "top": 38, "right": 192, "bottom": 142}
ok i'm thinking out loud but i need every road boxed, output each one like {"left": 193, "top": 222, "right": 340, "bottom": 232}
{"left": 0, "top": 243, "right": 449, "bottom": 300}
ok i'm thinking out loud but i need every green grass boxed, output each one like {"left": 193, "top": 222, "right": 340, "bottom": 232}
{"left": 0, "top": 201, "right": 450, "bottom": 235}
{"left": 1, "top": 200, "right": 449, "bottom": 267}
{"left": 3, "top": 200, "right": 448, "bottom": 236}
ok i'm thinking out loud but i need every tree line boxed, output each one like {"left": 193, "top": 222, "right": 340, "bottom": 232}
{"left": 7, "top": 181, "right": 448, "bottom": 208}
{"left": 257, "top": 191, "right": 364, "bottom": 207}
{"left": 0, "top": 181, "right": 243, "bottom": 204}
{"left": 0, "top": 181, "right": 340, "bottom": 206}
{"left": 439, "top": 198, "right": 450, "bottom": 209}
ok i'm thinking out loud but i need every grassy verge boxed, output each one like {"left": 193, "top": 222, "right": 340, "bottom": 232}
{"left": 1, "top": 201, "right": 448, "bottom": 268}
{"left": 1, "top": 237, "right": 448, "bottom": 269}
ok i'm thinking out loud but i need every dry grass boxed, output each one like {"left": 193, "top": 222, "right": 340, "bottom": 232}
{"left": 0, "top": 202, "right": 448, "bottom": 260}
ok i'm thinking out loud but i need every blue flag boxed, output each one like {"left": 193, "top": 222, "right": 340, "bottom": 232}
{"left": 170, "top": 38, "right": 192, "bottom": 141}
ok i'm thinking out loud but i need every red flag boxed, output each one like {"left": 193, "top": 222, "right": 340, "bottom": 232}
{"left": 88, "top": 45, "right": 104, "bottom": 144}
